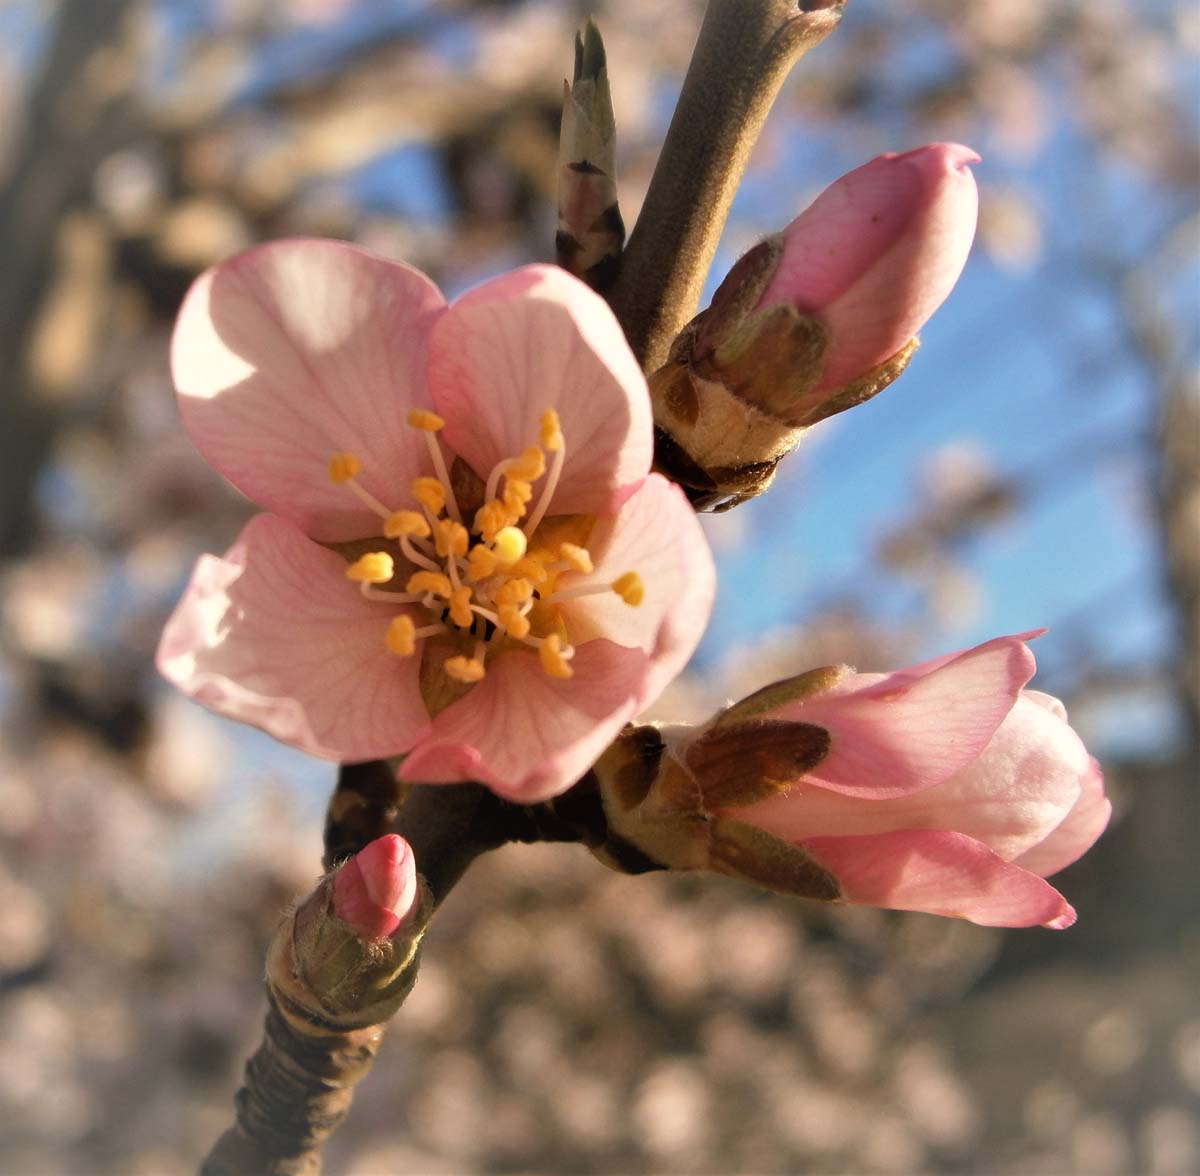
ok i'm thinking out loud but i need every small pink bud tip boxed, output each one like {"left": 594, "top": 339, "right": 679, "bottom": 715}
{"left": 331, "top": 834, "right": 420, "bottom": 941}
{"left": 759, "top": 141, "right": 980, "bottom": 393}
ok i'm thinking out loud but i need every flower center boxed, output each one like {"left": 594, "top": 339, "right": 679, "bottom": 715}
{"left": 328, "top": 409, "right": 642, "bottom": 684}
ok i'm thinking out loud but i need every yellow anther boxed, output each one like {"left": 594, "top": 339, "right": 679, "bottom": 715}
{"left": 495, "top": 577, "right": 534, "bottom": 607}
{"left": 407, "top": 409, "right": 445, "bottom": 432}
{"left": 384, "top": 510, "right": 431, "bottom": 540}
{"left": 492, "top": 525, "right": 528, "bottom": 566}
{"left": 406, "top": 570, "right": 452, "bottom": 598}
{"left": 539, "top": 633, "right": 573, "bottom": 679}
{"left": 498, "top": 604, "right": 531, "bottom": 639}
{"left": 444, "top": 655, "right": 486, "bottom": 684}
{"left": 503, "top": 478, "right": 533, "bottom": 512}
{"left": 412, "top": 476, "right": 446, "bottom": 515}
{"left": 474, "top": 500, "right": 510, "bottom": 542}
{"left": 434, "top": 519, "right": 469, "bottom": 559}
{"left": 346, "top": 551, "right": 394, "bottom": 584}
{"left": 448, "top": 586, "right": 474, "bottom": 629}
{"left": 385, "top": 615, "right": 416, "bottom": 656}
{"left": 612, "top": 571, "right": 645, "bottom": 606}
{"left": 540, "top": 409, "right": 563, "bottom": 452}
{"left": 467, "top": 544, "right": 500, "bottom": 581}
{"left": 508, "top": 446, "right": 546, "bottom": 482}
{"left": 511, "top": 555, "right": 549, "bottom": 584}
{"left": 559, "top": 543, "right": 593, "bottom": 574}
{"left": 328, "top": 452, "right": 361, "bottom": 484}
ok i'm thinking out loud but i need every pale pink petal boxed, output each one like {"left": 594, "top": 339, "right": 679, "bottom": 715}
{"left": 398, "top": 639, "right": 648, "bottom": 802}
{"left": 172, "top": 239, "right": 447, "bottom": 541}
{"left": 769, "top": 634, "right": 1036, "bottom": 798}
{"left": 740, "top": 694, "right": 1087, "bottom": 859}
{"left": 1013, "top": 757, "right": 1110, "bottom": 878}
{"left": 428, "top": 265, "right": 652, "bottom": 514}
{"left": 331, "top": 834, "right": 420, "bottom": 940}
{"left": 156, "top": 514, "right": 430, "bottom": 760}
{"left": 556, "top": 475, "right": 716, "bottom": 707}
{"left": 803, "top": 830, "right": 1076, "bottom": 929}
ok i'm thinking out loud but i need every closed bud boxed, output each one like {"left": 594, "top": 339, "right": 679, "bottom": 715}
{"left": 652, "top": 143, "right": 979, "bottom": 510}
{"left": 331, "top": 833, "right": 420, "bottom": 942}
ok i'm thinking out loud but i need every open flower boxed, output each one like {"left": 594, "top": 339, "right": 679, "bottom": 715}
{"left": 593, "top": 634, "right": 1108, "bottom": 928}
{"left": 157, "top": 240, "right": 715, "bottom": 801}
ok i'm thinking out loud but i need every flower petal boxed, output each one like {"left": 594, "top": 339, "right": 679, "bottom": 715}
{"left": 428, "top": 264, "right": 652, "bottom": 514}
{"left": 156, "top": 513, "right": 430, "bottom": 760}
{"left": 398, "top": 639, "right": 648, "bottom": 802}
{"left": 173, "top": 239, "right": 447, "bottom": 541}
{"left": 802, "top": 829, "right": 1077, "bottom": 929}
{"left": 772, "top": 634, "right": 1036, "bottom": 798}
{"left": 739, "top": 694, "right": 1087, "bottom": 859}
{"left": 556, "top": 474, "right": 716, "bottom": 707}
{"left": 1013, "top": 757, "right": 1110, "bottom": 878}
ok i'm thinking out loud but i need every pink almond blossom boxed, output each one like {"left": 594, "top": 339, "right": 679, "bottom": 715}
{"left": 719, "top": 634, "right": 1109, "bottom": 929}
{"left": 157, "top": 239, "right": 715, "bottom": 801}
{"left": 757, "top": 141, "right": 979, "bottom": 395}
{"left": 331, "top": 834, "right": 420, "bottom": 941}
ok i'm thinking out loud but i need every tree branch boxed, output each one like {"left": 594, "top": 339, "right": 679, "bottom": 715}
{"left": 606, "top": 0, "right": 845, "bottom": 371}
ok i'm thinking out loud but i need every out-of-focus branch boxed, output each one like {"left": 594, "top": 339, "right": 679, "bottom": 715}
{"left": 606, "top": 0, "right": 845, "bottom": 370}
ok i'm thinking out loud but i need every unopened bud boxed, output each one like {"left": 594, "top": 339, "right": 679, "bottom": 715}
{"left": 331, "top": 834, "right": 420, "bottom": 942}
{"left": 652, "top": 143, "right": 978, "bottom": 510}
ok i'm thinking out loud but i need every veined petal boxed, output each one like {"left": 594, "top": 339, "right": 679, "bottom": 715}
{"left": 398, "top": 639, "right": 647, "bottom": 802}
{"left": 740, "top": 693, "right": 1087, "bottom": 861}
{"left": 556, "top": 474, "right": 716, "bottom": 707}
{"left": 156, "top": 514, "right": 430, "bottom": 760}
{"left": 173, "top": 239, "right": 446, "bottom": 541}
{"left": 772, "top": 634, "right": 1036, "bottom": 798}
{"left": 428, "top": 264, "right": 652, "bottom": 515}
{"left": 802, "top": 829, "right": 1077, "bottom": 929}
{"left": 1013, "top": 757, "right": 1110, "bottom": 878}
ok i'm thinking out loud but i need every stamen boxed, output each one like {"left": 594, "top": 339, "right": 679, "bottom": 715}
{"left": 346, "top": 552, "right": 394, "bottom": 584}
{"left": 328, "top": 453, "right": 361, "bottom": 484}
{"left": 407, "top": 410, "right": 445, "bottom": 432}
{"left": 444, "top": 655, "right": 486, "bottom": 683}
{"left": 399, "top": 534, "right": 441, "bottom": 573}
{"left": 359, "top": 583, "right": 421, "bottom": 603}
{"left": 448, "top": 586, "right": 474, "bottom": 629}
{"left": 524, "top": 411, "right": 565, "bottom": 537}
{"left": 384, "top": 510, "right": 431, "bottom": 540}
{"left": 510, "top": 555, "right": 549, "bottom": 585}
{"left": 412, "top": 476, "right": 446, "bottom": 516}
{"left": 406, "top": 570, "right": 452, "bottom": 598}
{"left": 492, "top": 526, "right": 528, "bottom": 566}
{"left": 498, "top": 603, "right": 531, "bottom": 639}
{"left": 386, "top": 615, "right": 416, "bottom": 656}
{"left": 434, "top": 519, "right": 469, "bottom": 560}
{"left": 559, "top": 543, "right": 593, "bottom": 574}
{"left": 612, "top": 571, "right": 645, "bottom": 606}
{"left": 467, "top": 544, "right": 500, "bottom": 581}
{"left": 494, "top": 578, "right": 534, "bottom": 607}
{"left": 474, "top": 500, "right": 512, "bottom": 542}
{"left": 538, "top": 633, "right": 574, "bottom": 679}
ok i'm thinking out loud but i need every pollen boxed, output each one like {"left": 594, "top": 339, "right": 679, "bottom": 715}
{"left": 559, "top": 543, "right": 593, "bottom": 574}
{"left": 407, "top": 409, "right": 445, "bottom": 432}
{"left": 495, "top": 577, "right": 533, "bottom": 606}
{"left": 612, "top": 571, "right": 644, "bottom": 606}
{"left": 346, "top": 551, "right": 394, "bottom": 584}
{"left": 540, "top": 409, "right": 564, "bottom": 452}
{"left": 434, "top": 519, "right": 469, "bottom": 559}
{"left": 328, "top": 452, "right": 361, "bottom": 484}
{"left": 412, "top": 476, "right": 446, "bottom": 515}
{"left": 538, "top": 633, "right": 573, "bottom": 679}
{"left": 444, "top": 655, "right": 486, "bottom": 683}
{"left": 467, "top": 544, "right": 499, "bottom": 581}
{"left": 474, "top": 500, "right": 511, "bottom": 542}
{"left": 407, "top": 570, "right": 452, "bottom": 598}
{"left": 511, "top": 555, "right": 549, "bottom": 584}
{"left": 448, "top": 586, "right": 474, "bottom": 629}
{"left": 384, "top": 510, "right": 431, "bottom": 539}
{"left": 498, "top": 604, "right": 531, "bottom": 639}
{"left": 503, "top": 478, "right": 533, "bottom": 514}
{"left": 386, "top": 615, "right": 416, "bottom": 656}
{"left": 508, "top": 446, "right": 546, "bottom": 482}
{"left": 492, "top": 525, "right": 528, "bottom": 566}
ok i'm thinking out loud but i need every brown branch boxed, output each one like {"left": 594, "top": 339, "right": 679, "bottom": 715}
{"left": 605, "top": 0, "right": 846, "bottom": 371}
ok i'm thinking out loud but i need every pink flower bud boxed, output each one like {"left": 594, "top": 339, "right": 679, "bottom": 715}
{"left": 331, "top": 834, "right": 419, "bottom": 941}
{"left": 758, "top": 142, "right": 979, "bottom": 393}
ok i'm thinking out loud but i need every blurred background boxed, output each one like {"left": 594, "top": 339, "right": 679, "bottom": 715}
{"left": 0, "top": 0, "right": 1197, "bottom": 1171}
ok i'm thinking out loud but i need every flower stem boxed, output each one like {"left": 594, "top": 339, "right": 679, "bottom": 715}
{"left": 605, "top": 0, "right": 845, "bottom": 371}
